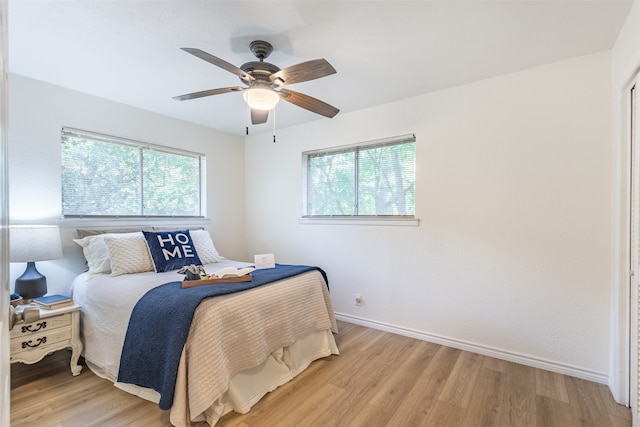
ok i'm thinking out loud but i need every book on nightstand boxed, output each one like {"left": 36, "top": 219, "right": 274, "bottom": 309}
{"left": 33, "top": 294, "right": 73, "bottom": 309}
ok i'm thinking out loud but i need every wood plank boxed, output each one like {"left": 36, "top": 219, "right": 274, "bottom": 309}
{"left": 325, "top": 332, "right": 421, "bottom": 426}
{"left": 335, "top": 402, "right": 388, "bottom": 427}
{"left": 535, "top": 368, "right": 570, "bottom": 403}
{"left": 461, "top": 367, "right": 506, "bottom": 427}
{"left": 611, "top": 414, "right": 634, "bottom": 427}
{"left": 279, "top": 382, "right": 346, "bottom": 426}
{"left": 387, "top": 345, "right": 462, "bottom": 426}
{"left": 565, "top": 376, "right": 613, "bottom": 427}
{"left": 498, "top": 361, "right": 537, "bottom": 427}
{"left": 368, "top": 339, "right": 439, "bottom": 411}
{"left": 11, "top": 321, "right": 630, "bottom": 427}
{"left": 536, "top": 395, "right": 575, "bottom": 427}
{"left": 423, "top": 400, "right": 467, "bottom": 427}
{"left": 597, "top": 383, "right": 632, "bottom": 421}
{"left": 438, "top": 350, "right": 484, "bottom": 408}
{"left": 483, "top": 355, "right": 509, "bottom": 373}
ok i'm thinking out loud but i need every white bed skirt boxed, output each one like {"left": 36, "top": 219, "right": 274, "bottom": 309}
{"left": 86, "top": 328, "right": 338, "bottom": 426}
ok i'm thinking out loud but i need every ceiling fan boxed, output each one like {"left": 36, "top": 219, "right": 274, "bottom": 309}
{"left": 173, "top": 40, "right": 339, "bottom": 125}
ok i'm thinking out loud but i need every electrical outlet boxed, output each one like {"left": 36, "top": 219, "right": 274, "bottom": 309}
{"left": 354, "top": 293, "right": 363, "bottom": 306}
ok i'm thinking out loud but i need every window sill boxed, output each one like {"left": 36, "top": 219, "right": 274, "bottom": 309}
{"left": 299, "top": 217, "right": 420, "bottom": 226}
{"left": 58, "top": 217, "right": 210, "bottom": 228}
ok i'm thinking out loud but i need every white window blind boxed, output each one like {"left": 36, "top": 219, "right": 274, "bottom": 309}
{"left": 61, "top": 128, "right": 204, "bottom": 217}
{"left": 304, "top": 134, "right": 416, "bottom": 217}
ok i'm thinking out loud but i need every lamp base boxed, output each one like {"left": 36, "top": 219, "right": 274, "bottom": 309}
{"left": 15, "top": 261, "right": 47, "bottom": 300}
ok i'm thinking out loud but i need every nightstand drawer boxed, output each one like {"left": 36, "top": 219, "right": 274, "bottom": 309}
{"left": 10, "top": 313, "right": 71, "bottom": 339}
{"left": 10, "top": 326, "right": 72, "bottom": 355}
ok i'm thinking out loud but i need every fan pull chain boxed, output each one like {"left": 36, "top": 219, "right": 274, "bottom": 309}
{"left": 273, "top": 108, "right": 276, "bottom": 143}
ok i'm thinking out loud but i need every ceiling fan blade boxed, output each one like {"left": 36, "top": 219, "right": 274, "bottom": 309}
{"left": 279, "top": 89, "right": 339, "bottom": 118}
{"left": 173, "top": 86, "right": 245, "bottom": 101}
{"left": 251, "top": 109, "right": 269, "bottom": 125}
{"left": 181, "top": 48, "right": 254, "bottom": 82}
{"left": 270, "top": 59, "right": 336, "bottom": 86}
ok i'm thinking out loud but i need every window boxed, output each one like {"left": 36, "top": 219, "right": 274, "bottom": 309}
{"left": 61, "top": 128, "right": 205, "bottom": 217}
{"left": 303, "top": 134, "right": 416, "bottom": 218}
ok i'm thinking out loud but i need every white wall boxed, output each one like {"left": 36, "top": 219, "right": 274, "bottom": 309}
{"left": 8, "top": 74, "right": 246, "bottom": 296}
{"left": 610, "top": 0, "right": 640, "bottom": 405}
{"left": 245, "top": 51, "right": 613, "bottom": 381}
{"left": 5, "top": 47, "right": 617, "bottom": 387}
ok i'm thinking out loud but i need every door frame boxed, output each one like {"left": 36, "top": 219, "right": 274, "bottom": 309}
{"left": 629, "top": 76, "right": 638, "bottom": 425}
{"left": 0, "top": 0, "right": 9, "bottom": 424}
{"left": 613, "top": 68, "right": 640, "bottom": 410}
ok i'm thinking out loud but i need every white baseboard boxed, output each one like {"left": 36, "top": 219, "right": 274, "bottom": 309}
{"left": 335, "top": 312, "right": 609, "bottom": 385}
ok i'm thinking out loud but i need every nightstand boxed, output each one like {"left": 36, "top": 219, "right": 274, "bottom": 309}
{"left": 10, "top": 303, "right": 83, "bottom": 376}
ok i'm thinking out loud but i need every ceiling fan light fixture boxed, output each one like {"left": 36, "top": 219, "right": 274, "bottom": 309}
{"left": 243, "top": 86, "right": 280, "bottom": 110}
{"left": 175, "top": 41, "right": 340, "bottom": 123}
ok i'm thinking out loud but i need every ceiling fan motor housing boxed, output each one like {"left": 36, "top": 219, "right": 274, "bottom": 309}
{"left": 249, "top": 40, "right": 273, "bottom": 60}
{"left": 240, "top": 41, "right": 280, "bottom": 85}
{"left": 240, "top": 61, "right": 280, "bottom": 79}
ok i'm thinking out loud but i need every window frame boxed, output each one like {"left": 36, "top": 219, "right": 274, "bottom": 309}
{"left": 61, "top": 127, "right": 206, "bottom": 219}
{"left": 301, "top": 134, "right": 419, "bottom": 226}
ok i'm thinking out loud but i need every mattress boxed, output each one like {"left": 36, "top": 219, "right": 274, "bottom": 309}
{"left": 71, "top": 260, "right": 339, "bottom": 426}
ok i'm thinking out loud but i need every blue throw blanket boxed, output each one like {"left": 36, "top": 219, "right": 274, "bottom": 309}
{"left": 117, "top": 264, "right": 327, "bottom": 410}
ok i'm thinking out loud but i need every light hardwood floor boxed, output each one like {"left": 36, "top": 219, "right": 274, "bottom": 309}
{"left": 11, "top": 320, "right": 631, "bottom": 426}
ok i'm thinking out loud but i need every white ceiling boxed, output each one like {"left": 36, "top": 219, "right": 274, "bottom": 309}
{"left": 7, "top": 0, "right": 634, "bottom": 136}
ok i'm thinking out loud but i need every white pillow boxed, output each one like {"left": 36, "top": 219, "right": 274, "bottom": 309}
{"left": 190, "top": 230, "right": 224, "bottom": 264}
{"left": 74, "top": 232, "right": 148, "bottom": 274}
{"left": 103, "top": 233, "right": 154, "bottom": 276}
{"left": 73, "top": 234, "right": 112, "bottom": 274}
{"left": 74, "top": 235, "right": 107, "bottom": 273}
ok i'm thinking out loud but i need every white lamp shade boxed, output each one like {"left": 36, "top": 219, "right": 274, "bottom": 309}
{"left": 243, "top": 86, "right": 280, "bottom": 111}
{"left": 10, "top": 225, "right": 63, "bottom": 262}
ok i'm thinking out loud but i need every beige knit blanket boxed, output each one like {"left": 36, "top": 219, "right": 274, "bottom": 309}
{"left": 169, "top": 270, "right": 338, "bottom": 426}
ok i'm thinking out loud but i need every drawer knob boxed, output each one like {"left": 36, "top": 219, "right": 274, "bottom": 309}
{"left": 21, "top": 337, "right": 47, "bottom": 349}
{"left": 21, "top": 321, "right": 47, "bottom": 333}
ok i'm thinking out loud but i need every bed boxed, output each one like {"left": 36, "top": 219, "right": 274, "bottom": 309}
{"left": 70, "top": 228, "right": 339, "bottom": 427}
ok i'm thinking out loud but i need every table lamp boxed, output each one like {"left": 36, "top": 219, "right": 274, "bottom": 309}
{"left": 10, "top": 225, "right": 63, "bottom": 300}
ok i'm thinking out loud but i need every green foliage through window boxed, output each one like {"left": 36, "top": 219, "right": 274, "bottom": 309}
{"left": 305, "top": 135, "right": 416, "bottom": 217}
{"left": 61, "top": 128, "right": 204, "bottom": 217}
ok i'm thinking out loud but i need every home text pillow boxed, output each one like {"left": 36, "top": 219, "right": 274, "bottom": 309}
{"left": 103, "top": 232, "right": 154, "bottom": 276}
{"left": 143, "top": 230, "right": 202, "bottom": 273}
{"left": 190, "top": 229, "right": 224, "bottom": 264}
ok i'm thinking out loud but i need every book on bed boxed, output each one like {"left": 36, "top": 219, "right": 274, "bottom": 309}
{"left": 212, "top": 266, "right": 255, "bottom": 278}
{"left": 181, "top": 267, "right": 255, "bottom": 288}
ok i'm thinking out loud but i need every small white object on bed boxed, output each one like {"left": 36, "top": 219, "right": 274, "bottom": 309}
{"left": 71, "top": 230, "right": 338, "bottom": 427}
